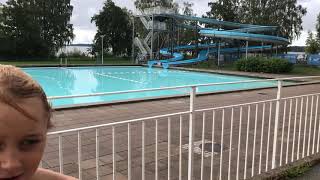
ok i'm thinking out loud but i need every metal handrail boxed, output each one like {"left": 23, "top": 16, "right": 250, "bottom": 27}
{"left": 48, "top": 110, "right": 190, "bottom": 135}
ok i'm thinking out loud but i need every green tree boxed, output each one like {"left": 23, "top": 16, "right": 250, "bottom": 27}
{"left": 305, "top": 31, "right": 319, "bottom": 54}
{"left": 91, "top": 0, "right": 132, "bottom": 56}
{"left": 206, "top": 0, "right": 307, "bottom": 42}
{"left": 0, "top": 3, "right": 3, "bottom": 16}
{"left": 134, "top": 0, "right": 178, "bottom": 10}
{"left": 0, "top": 3, "right": 4, "bottom": 28}
{"left": 206, "top": 0, "right": 240, "bottom": 22}
{"left": 178, "top": 2, "right": 197, "bottom": 45}
{"left": 316, "top": 13, "right": 320, "bottom": 42}
{"left": 0, "top": 0, "right": 73, "bottom": 58}
{"left": 181, "top": 1, "right": 194, "bottom": 16}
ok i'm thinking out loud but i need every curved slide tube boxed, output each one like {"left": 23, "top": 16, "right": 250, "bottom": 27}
{"left": 148, "top": 43, "right": 220, "bottom": 68}
{"left": 148, "top": 44, "right": 273, "bottom": 69}
{"left": 148, "top": 50, "right": 184, "bottom": 68}
{"left": 212, "top": 45, "right": 272, "bottom": 54}
{"left": 162, "top": 50, "right": 208, "bottom": 69}
{"left": 200, "top": 29, "right": 289, "bottom": 44}
{"left": 162, "top": 45, "right": 272, "bottom": 69}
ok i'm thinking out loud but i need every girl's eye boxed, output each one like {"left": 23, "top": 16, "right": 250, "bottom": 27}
{"left": 23, "top": 139, "right": 40, "bottom": 145}
{"left": 0, "top": 142, "right": 4, "bottom": 151}
{"left": 20, "top": 139, "right": 41, "bottom": 150}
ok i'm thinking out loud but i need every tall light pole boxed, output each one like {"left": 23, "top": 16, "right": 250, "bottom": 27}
{"left": 101, "top": 35, "right": 105, "bottom": 64}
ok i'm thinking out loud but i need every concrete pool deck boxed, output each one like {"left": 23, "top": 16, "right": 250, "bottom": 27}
{"left": 172, "top": 67, "right": 298, "bottom": 79}
{"left": 42, "top": 83, "right": 320, "bottom": 180}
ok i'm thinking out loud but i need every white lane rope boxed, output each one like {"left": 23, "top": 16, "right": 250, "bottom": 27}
{"left": 94, "top": 72, "right": 146, "bottom": 84}
{"left": 61, "top": 67, "right": 147, "bottom": 84}
{"left": 31, "top": 75, "right": 69, "bottom": 91}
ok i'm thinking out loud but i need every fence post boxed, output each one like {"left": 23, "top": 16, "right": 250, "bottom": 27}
{"left": 188, "top": 86, "right": 196, "bottom": 180}
{"left": 272, "top": 80, "right": 282, "bottom": 169}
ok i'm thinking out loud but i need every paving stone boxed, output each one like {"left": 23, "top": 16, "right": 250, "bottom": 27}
{"left": 99, "top": 173, "right": 127, "bottom": 180}
{"left": 99, "top": 154, "right": 125, "bottom": 164}
{"left": 81, "top": 158, "right": 104, "bottom": 170}
{"left": 85, "top": 165, "right": 113, "bottom": 178}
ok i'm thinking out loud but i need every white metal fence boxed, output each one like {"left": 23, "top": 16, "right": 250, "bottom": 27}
{"left": 44, "top": 76, "right": 320, "bottom": 180}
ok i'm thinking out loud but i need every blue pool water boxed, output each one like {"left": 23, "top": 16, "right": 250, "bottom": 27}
{"left": 23, "top": 66, "right": 276, "bottom": 107}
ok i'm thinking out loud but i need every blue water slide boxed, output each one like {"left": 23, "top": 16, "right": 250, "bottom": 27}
{"left": 148, "top": 43, "right": 221, "bottom": 68}
{"left": 148, "top": 44, "right": 272, "bottom": 68}
{"left": 199, "top": 29, "right": 289, "bottom": 44}
{"left": 145, "top": 14, "right": 290, "bottom": 69}
{"left": 161, "top": 45, "right": 272, "bottom": 69}
{"left": 148, "top": 50, "right": 184, "bottom": 68}
{"left": 213, "top": 45, "right": 272, "bottom": 54}
{"left": 175, "top": 43, "right": 224, "bottom": 50}
{"left": 178, "top": 22, "right": 277, "bottom": 33}
{"left": 162, "top": 50, "right": 208, "bottom": 69}
{"left": 170, "top": 14, "right": 262, "bottom": 28}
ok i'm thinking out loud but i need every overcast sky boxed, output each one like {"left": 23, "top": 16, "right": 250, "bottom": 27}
{"left": 1, "top": 0, "right": 319, "bottom": 46}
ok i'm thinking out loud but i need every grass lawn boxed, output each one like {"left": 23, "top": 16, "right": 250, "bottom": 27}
{"left": 187, "top": 60, "right": 237, "bottom": 71}
{"left": 0, "top": 57, "right": 134, "bottom": 66}
{"left": 289, "top": 65, "right": 320, "bottom": 76}
{"left": 187, "top": 60, "right": 320, "bottom": 76}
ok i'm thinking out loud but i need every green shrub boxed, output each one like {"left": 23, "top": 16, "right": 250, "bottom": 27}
{"left": 283, "top": 163, "right": 311, "bottom": 178}
{"left": 235, "top": 57, "right": 293, "bottom": 73}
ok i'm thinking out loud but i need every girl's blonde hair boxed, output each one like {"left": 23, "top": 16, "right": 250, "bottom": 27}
{"left": 0, "top": 65, "right": 52, "bottom": 128}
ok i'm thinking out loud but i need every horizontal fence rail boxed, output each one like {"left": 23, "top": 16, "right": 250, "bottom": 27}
{"left": 44, "top": 76, "right": 320, "bottom": 180}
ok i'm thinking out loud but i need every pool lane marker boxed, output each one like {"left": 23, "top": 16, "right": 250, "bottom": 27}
{"left": 31, "top": 75, "right": 69, "bottom": 91}
{"left": 61, "top": 67, "right": 146, "bottom": 84}
{"left": 94, "top": 72, "right": 146, "bottom": 84}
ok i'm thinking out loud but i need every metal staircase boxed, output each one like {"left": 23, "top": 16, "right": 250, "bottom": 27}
{"left": 134, "top": 37, "right": 148, "bottom": 55}
{"left": 134, "top": 8, "right": 166, "bottom": 63}
{"left": 144, "top": 31, "right": 159, "bottom": 45}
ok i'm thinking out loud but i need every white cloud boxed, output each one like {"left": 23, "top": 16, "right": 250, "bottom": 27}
{"left": 291, "top": 0, "right": 320, "bottom": 46}
{"left": 72, "top": 28, "right": 96, "bottom": 44}
{"left": 87, "top": 7, "right": 98, "bottom": 17}
{"left": 71, "top": 14, "right": 79, "bottom": 22}
{"left": 114, "top": 0, "right": 135, "bottom": 10}
{"left": 291, "top": 31, "right": 308, "bottom": 46}
{"left": 299, "top": 0, "right": 320, "bottom": 31}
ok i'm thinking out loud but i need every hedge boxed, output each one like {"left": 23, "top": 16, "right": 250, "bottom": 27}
{"left": 235, "top": 57, "right": 293, "bottom": 73}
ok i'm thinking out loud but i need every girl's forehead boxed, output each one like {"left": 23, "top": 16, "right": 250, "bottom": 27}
{"left": 0, "top": 111, "right": 46, "bottom": 140}
{"left": 0, "top": 98, "right": 48, "bottom": 127}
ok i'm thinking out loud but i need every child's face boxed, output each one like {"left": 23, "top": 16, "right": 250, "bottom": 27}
{"left": 0, "top": 97, "right": 48, "bottom": 180}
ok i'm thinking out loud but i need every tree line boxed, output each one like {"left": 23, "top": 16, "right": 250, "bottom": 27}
{"left": 0, "top": 0, "right": 310, "bottom": 59}
{"left": 305, "top": 13, "right": 320, "bottom": 54}
{"left": 0, "top": 0, "right": 73, "bottom": 58}
{"left": 205, "top": 0, "right": 306, "bottom": 42}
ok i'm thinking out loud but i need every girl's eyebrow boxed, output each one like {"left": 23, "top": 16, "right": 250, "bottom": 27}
{"left": 24, "top": 134, "right": 44, "bottom": 138}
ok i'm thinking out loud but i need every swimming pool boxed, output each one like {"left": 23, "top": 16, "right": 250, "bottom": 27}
{"left": 23, "top": 66, "right": 276, "bottom": 107}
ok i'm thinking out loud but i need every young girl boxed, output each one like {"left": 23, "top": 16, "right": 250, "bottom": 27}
{"left": 0, "top": 65, "right": 76, "bottom": 180}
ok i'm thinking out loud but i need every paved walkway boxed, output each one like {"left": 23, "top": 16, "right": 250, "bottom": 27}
{"left": 43, "top": 84, "right": 320, "bottom": 180}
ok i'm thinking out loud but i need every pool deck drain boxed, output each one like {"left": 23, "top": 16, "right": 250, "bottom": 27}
{"left": 182, "top": 140, "right": 228, "bottom": 158}
{"left": 44, "top": 83, "right": 320, "bottom": 180}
